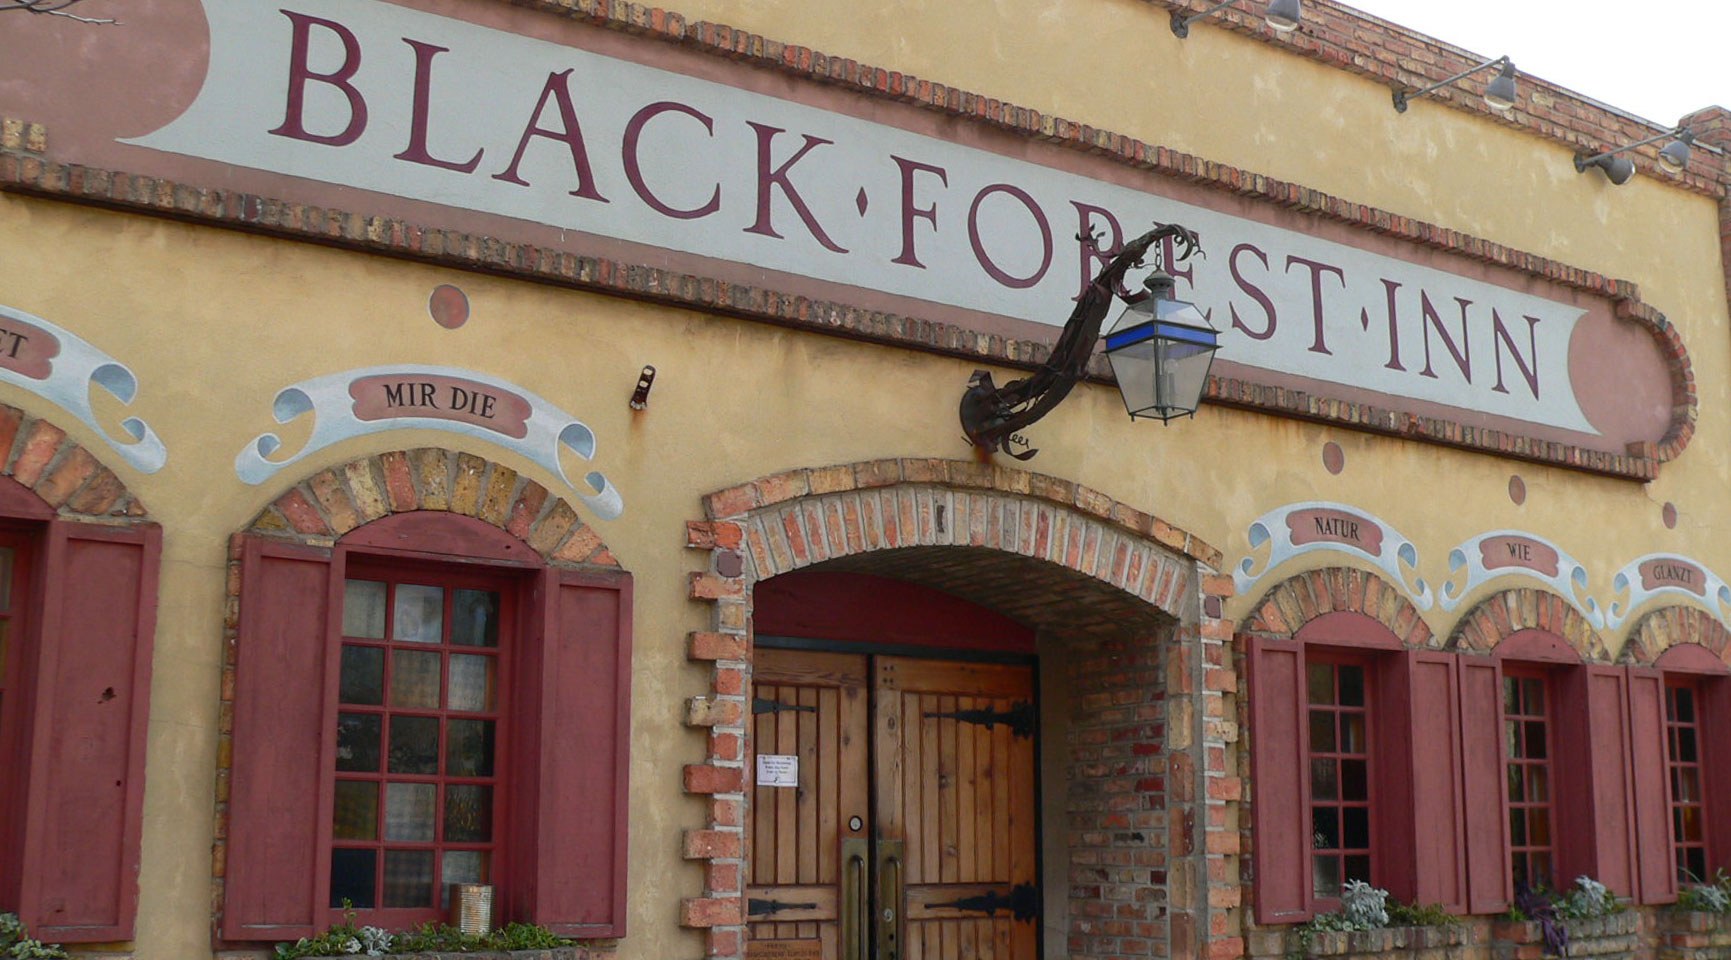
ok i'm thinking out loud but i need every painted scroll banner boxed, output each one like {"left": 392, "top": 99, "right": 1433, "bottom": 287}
{"left": 1439, "top": 531, "right": 1603, "bottom": 628}
{"left": 0, "top": 304, "right": 166, "bottom": 474}
{"left": 1234, "top": 501, "right": 1433, "bottom": 609}
{"left": 234, "top": 365, "right": 622, "bottom": 520}
{"left": 1605, "top": 554, "right": 1731, "bottom": 629}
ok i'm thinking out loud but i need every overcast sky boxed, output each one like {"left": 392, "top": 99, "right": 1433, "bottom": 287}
{"left": 1336, "top": 1, "right": 1729, "bottom": 127}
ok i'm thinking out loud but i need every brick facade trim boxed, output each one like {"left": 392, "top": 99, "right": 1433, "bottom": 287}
{"left": 0, "top": 0, "right": 1709, "bottom": 481}
{"left": 0, "top": 400, "right": 148, "bottom": 519}
{"left": 684, "top": 458, "right": 1239, "bottom": 960}
{"left": 1446, "top": 587, "right": 1607, "bottom": 660}
{"left": 1239, "top": 566, "right": 1432, "bottom": 647}
{"left": 210, "top": 447, "right": 621, "bottom": 947}
{"left": 1624, "top": 604, "right": 1731, "bottom": 666}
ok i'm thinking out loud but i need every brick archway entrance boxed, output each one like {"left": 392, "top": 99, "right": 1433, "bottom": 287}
{"left": 681, "top": 460, "right": 1239, "bottom": 960}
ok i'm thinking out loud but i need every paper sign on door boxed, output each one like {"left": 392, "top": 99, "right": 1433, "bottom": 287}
{"left": 756, "top": 753, "right": 799, "bottom": 788}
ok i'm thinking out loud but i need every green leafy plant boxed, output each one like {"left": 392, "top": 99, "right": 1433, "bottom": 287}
{"left": 275, "top": 911, "right": 572, "bottom": 957}
{"left": 1554, "top": 875, "right": 1622, "bottom": 920}
{"left": 1504, "top": 877, "right": 1622, "bottom": 958}
{"left": 1287, "top": 883, "right": 1459, "bottom": 957}
{"left": 1678, "top": 868, "right": 1731, "bottom": 913}
{"left": 0, "top": 914, "right": 69, "bottom": 960}
{"left": 1386, "top": 900, "right": 1456, "bottom": 927}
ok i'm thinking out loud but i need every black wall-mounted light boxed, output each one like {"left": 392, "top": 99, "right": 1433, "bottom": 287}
{"left": 1393, "top": 55, "right": 1517, "bottom": 114}
{"left": 959, "top": 225, "right": 1218, "bottom": 460}
{"left": 1575, "top": 127, "right": 1695, "bottom": 185}
{"left": 629, "top": 365, "right": 656, "bottom": 409}
{"left": 1170, "top": 0, "right": 1301, "bottom": 38}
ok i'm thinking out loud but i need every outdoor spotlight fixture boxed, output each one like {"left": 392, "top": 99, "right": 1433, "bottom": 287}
{"left": 959, "top": 224, "right": 1219, "bottom": 460}
{"left": 1574, "top": 127, "right": 1695, "bottom": 185}
{"left": 1170, "top": 0, "right": 1301, "bottom": 38}
{"left": 1393, "top": 55, "right": 1517, "bottom": 114}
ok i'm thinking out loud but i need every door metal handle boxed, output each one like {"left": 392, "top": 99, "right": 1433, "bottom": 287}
{"left": 841, "top": 838, "right": 869, "bottom": 960}
{"left": 875, "top": 840, "right": 905, "bottom": 960}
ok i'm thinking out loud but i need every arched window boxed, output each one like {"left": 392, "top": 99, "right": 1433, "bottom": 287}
{"left": 221, "top": 511, "right": 631, "bottom": 940}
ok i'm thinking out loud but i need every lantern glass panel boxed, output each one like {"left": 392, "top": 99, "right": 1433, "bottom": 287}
{"left": 1104, "top": 296, "right": 1219, "bottom": 421}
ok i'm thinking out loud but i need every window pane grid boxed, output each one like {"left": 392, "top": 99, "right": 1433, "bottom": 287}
{"left": 1667, "top": 682, "right": 1710, "bottom": 884}
{"left": 333, "top": 577, "right": 504, "bottom": 916}
{"left": 1505, "top": 674, "right": 1554, "bottom": 893}
{"left": 1307, "top": 660, "right": 1373, "bottom": 900}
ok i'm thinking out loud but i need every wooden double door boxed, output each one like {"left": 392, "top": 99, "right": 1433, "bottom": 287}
{"left": 748, "top": 648, "right": 1038, "bottom": 960}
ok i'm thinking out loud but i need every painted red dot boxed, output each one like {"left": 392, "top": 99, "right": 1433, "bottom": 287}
{"left": 428, "top": 284, "right": 470, "bottom": 329}
{"left": 1508, "top": 476, "right": 1526, "bottom": 505}
{"left": 1664, "top": 502, "right": 1678, "bottom": 529}
{"left": 1322, "top": 442, "right": 1344, "bottom": 475}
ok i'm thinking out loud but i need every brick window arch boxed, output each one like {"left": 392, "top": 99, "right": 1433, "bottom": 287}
{"left": 218, "top": 448, "right": 630, "bottom": 942}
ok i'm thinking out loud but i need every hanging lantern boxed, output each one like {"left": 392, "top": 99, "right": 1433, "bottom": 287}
{"left": 1102, "top": 271, "right": 1220, "bottom": 422}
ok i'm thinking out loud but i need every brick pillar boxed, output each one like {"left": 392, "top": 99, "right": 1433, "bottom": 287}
{"left": 1167, "top": 570, "right": 1242, "bottom": 960}
{"left": 681, "top": 519, "right": 752, "bottom": 959}
{"left": 1064, "top": 630, "right": 1168, "bottom": 959}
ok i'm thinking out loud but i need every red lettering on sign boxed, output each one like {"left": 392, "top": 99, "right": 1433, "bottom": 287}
{"left": 394, "top": 39, "right": 484, "bottom": 173}
{"left": 623, "top": 102, "right": 720, "bottom": 220}
{"left": 1070, "top": 202, "right": 1125, "bottom": 304}
{"left": 891, "top": 156, "right": 948, "bottom": 269}
{"left": 0, "top": 319, "right": 58, "bottom": 381}
{"left": 1284, "top": 255, "right": 1345, "bottom": 356}
{"left": 1229, "top": 243, "right": 1276, "bottom": 341}
{"left": 1478, "top": 536, "right": 1560, "bottom": 577}
{"left": 270, "top": 11, "right": 369, "bottom": 147}
{"left": 1287, "top": 509, "right": 1383, "bottom": 554}
{"left": 744, "top": 123, "right": 846, "bottom": 253}
{"left": 1419, "top": 293, "right": 1473, "bottom": 383}
{"left": 350, "top": 374, "right": 532, "bottom": 439}
{"left": 968, "top": 183, "right": 1052, "bottom": 290}
{"left": 1639, "top": 558, "right": 1707, "bottom": 596}
{"left": 492, "top": 69, "right": 610, "bottom": 203}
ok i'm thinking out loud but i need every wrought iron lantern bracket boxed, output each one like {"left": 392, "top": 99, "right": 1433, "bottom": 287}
{"left": 958, "top": 223, "right": 1203, "bottom": 459}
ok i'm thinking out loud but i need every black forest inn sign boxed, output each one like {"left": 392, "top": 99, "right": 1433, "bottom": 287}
{"left": 0, "top": 0, "right": 1686, "bottom": 474}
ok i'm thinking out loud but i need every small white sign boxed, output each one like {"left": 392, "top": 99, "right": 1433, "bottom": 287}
{"left": 756, "top": 754, "right": 800, "bottom": 789}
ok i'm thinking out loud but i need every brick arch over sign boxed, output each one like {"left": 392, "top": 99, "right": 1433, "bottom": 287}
{"left": 1623, "top": 604, "right": 1731, "bottom": 665}
{"left": 679, "top": 458, "right": 1238, "bottom": 960}
{"left": 1446, "top": 587, "right": 1608, "bottom": 660}
{"left": 0, "top": 401, "right": 149, "bottom": 518}
{"left": 1239, "top": 565, "right": 1433, "bottom": 647}
{"left": 212, "top": 446, "right": 623, "bottom": 941}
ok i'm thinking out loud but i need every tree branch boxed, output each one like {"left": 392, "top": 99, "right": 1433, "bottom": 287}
{"left": 0, "top": 0, "right": 119, "bottom": 24}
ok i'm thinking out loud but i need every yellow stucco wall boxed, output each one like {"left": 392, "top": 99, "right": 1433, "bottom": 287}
{"left": 0, "top": 1, "right": 1725, "bottom": 957}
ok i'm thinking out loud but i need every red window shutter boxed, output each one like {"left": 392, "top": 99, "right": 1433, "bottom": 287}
{"left": 1404, "top": 651, "right": 1466, "bottom": 911}
{"left": 511, "top": 567, "right": 633, "bottom": 937}
{"left": 16, "top": 520, "right": 161, "bottom": 943}
{"left": 1457, "top": 657, "right": 1509, "bottom": 913}
{"left": 1248, "top": 637, "right": 1308, "bottom": 923}
{"left": 1579, "top": 666, "right": 1637, "bottom": 897}
{"left": 1703, "top": 676, "right": 1731, "bottom": 876}
{"left": 222, "top": 538, "right": 338, "bottom": 940}
{"left": 1626, "top": 668, "right": 1676, "bottom": 903}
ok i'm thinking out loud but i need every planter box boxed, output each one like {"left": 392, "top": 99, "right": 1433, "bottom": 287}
{"left": 1656, "top": 910, "right": 1731, "bottom": 959}
{"left": 294, "top": 949, "right": 591, "bottom": 960}
{"left": 1490, "top": 912, "right": 1639, "bottom": 959}
{"left": 1248, "top": 923, "right": 1472, "bottom": 959}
